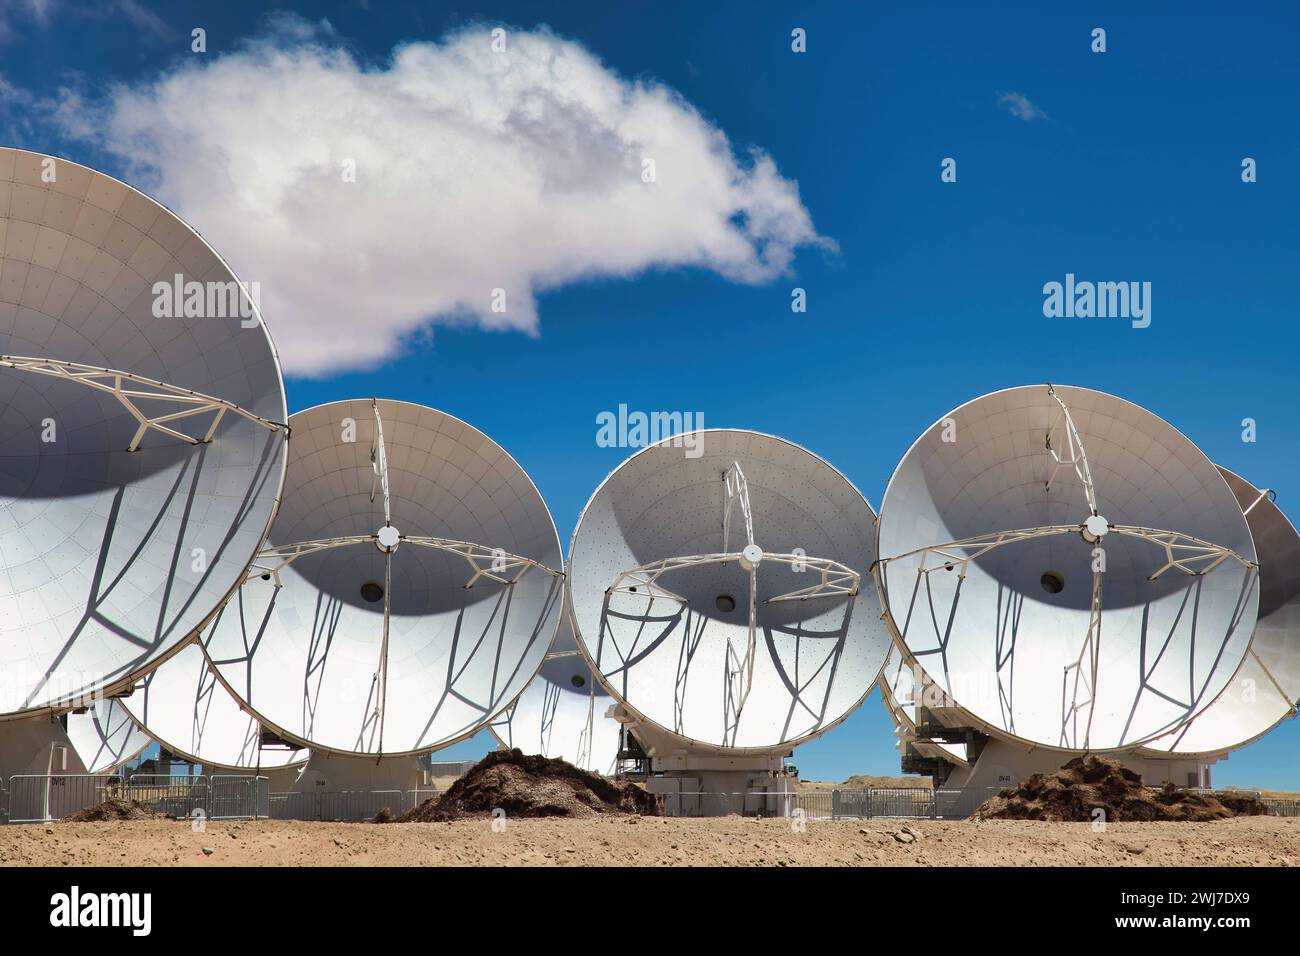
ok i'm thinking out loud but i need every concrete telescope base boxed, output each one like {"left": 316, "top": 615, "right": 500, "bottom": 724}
{"left": 0, "top": 714, "right": 90, "bottom": 780}
{"left": 292, "top": 750, "right": 431, "bottom": 794}
{"left": 645, "top": 770, "right": 796, "bottom": 817}
{"left": 618, "top": 711, "right": 797, "bottom": 816}
{"left": 915, "top": 735, "right": 1218, "bottom": 793}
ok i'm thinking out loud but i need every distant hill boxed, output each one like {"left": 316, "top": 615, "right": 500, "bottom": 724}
{"left": 797, "top": 774, "right": 931, "bottom": 792}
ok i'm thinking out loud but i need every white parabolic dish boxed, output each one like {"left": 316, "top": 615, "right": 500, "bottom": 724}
{"left": 568, "top": 429, "right": 890, "bottom": 753}
{"left": 490, "top": 608, "right": 620, "bottom": 774}
{"left": 876, "top": 385, "right": 1260, "bottom": 752}
{"left": 64, "top": 698, "right": 151, "bottom": 773}
{"left": 120, "top": 642, "right": 304, "bottom": 770}
{"left": 204, "top": 399, "right": 564, "bottom": 756}
{"left": 0, "top": 147, "right": 288, "bottom": 716}
{"left": 1140, "top": 467, "right": 1300, "bottom": 757}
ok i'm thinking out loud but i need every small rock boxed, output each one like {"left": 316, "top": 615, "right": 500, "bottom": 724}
{"left": 201, "top": 847, "right": 214, "bottom": 856}
{"left": 893, "top": 830, "right": 916, "bottom": 844}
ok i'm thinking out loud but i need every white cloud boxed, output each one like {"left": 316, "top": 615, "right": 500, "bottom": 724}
{"left": 58, "top": 24, "right": 831, "bottom": 376}
{"left": 997, "top": 90, "right": 1048, "bottom": 122}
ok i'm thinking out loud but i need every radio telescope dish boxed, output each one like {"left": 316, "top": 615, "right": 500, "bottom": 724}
{"left": 568, "top": 429, "right": 889, "bottom": 753}
{"left": 879, "top": 643, "right": 920, "bottom": 733}
{"left": 204, "top": 399, "right": 564, "bottom": 756}
{"left": 64, "top": 699, "right": 151, "bottom": 773}
{"left": 490, "top": 607, "right": 620, "bottom": 774}
{"left": 1140, "top": 467, "right": 1300, "bottom": 756}
{"left": 119, "top": 642, "right": 303, "bottom": 770}
{"left": 0, "top": 148, "right": 288, "bottom": 717}
{"left": 875, "top": 384, "right": 1259, "bottom": 752}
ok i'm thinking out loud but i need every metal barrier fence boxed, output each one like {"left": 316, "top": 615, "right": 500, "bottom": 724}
{"left": 1263, "top": 798, "right": 1300, "bottom": 817}
{"left": 3, "top": 774, "right": 269, "bottom": 824}
{"left": 6, "top": 776, "right": 1293, "bottom": 824}
{"left": 210, "top": 776, "right": 271, "bottom": 820}
{"left": 656, "top": 791, "right": 798, "bottom": 817}
{"left": 126, "top": 774, "right": 207, "bottom": 819}
{"left": 405, "top": 789, "right": 442, "bottom": 811}
{"left": 791, "top": 788, "right": 970, "bottom": 820}
{"left": 655, "top": 788, "right": 945, "bottom": 819}
{"left": 268, "top": 789, "right": 405, "bottom": 822}
{"left": 7, "top": 774, "right": 121, "bottom": 824}
{"left": 933, "top": 787, "right": 1001, "bottom": 819}
{"left": 264, "top": 789, "right": 444, "bottom": 822}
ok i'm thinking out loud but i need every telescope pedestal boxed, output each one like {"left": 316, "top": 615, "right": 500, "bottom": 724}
{"left": 619, "top": 709, "right": 796, "bottom": 817}
{"left": 293, "top": 750, "right": 431, "bottom": 794}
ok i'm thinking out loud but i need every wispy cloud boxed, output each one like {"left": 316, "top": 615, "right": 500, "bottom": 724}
{"left": 50, "top": 21, "right": 833, "bottom": 376}
{"left": 0, "top": 0, "right": 174, "bottom": 44}
{"left": 997, "top": 90, "right": 1048, "bottom": 122}
{"left": 0, "top": 0, "right": 48, "bottom": 43}
{"left": 113, "top": 0, "right": 175, "bottom": 41}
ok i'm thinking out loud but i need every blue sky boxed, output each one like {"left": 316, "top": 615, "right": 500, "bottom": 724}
{"left": 4, "top": 1, "right": 1298, "bottom": 787}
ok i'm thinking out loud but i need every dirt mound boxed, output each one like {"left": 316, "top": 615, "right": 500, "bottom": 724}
{"left": 62, "top": 798, "right": 169, "bottom": 822}
{"left": 972, "top": 756, "right": 1272, "bottom": 822}
{"left": 398, "top": 749, "right": 661, "bottom": 822}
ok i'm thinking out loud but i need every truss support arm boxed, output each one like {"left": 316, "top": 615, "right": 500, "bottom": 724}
{"left": 0, "top": 355, "right": 286, "bottom": 451}
{"left": 247, "top": 535, "right": 376, "bottom": 587}
{"left": 876, "top": 525, "right": 1079, "bottom": 578}
{"left": 722, "top": 461, "right": 755, "bottom": 554}
{"left": 248, "top": 534, "right": 562, "bottom": 589}
{"left": 370, "top": 399, "right": 392, "bottom": 527}
{"left": 1046, "top": 385, "right": 1099, "bottom": 515}
{"left": 375, "top": 548, "right": 393, "bottom": 756}
{"left": 401, "top": 536, "right": 563, "bottom": 586}
{"left": 1108, "top": 526, "right": 1258, "bottom": 579}
{"left": 607, "top": 552, "right": 860, "bottom": 605}
{"left": 1061, "top": 565, "right": 1103, "bottom": 749}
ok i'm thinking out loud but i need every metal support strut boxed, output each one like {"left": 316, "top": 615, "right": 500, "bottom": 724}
{"left": 0, "top": 355, "right": 285, "bottom": 451}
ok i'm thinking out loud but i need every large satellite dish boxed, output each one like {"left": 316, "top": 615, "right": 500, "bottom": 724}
{"left": 64, "top": 699, "right": 151, "bottom": 773}
{"left": 0, "top": 148, "right": 288, "bottom": 717}
{"left": 490, "top": 606, "right": 620, "bottom": 774}
{"left": 568, "top": 429, "right": 890, "bottom": 753}
{"left": 875, "top": 384, "right": 1259, "bottom": 752}
{"left": 204, "top": 399, "right": 564, "bottom": 756}
{"left": 1140, "top": 467, "right": 1300, "bottom": 756}
{"left": 119, "top": 643, "right": 304, "bottom": 770}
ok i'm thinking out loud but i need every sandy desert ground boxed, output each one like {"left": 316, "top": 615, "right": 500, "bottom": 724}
{"left": 1, "top": 815, "right": 1297, "bottom": 866}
